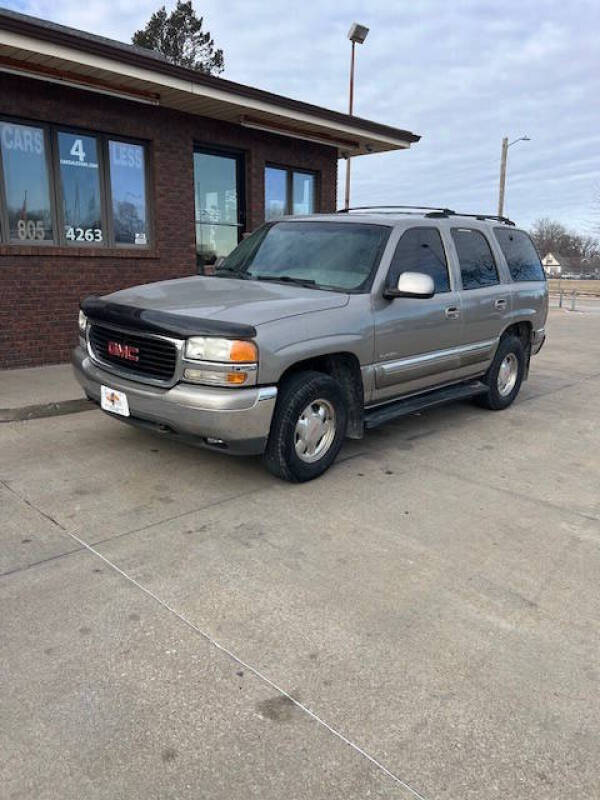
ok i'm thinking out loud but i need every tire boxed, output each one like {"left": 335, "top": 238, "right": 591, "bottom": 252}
{"left": 264, "top": 370, "right": 348, "bottom": 482}
{"left": 475, "top": 334, "right": 525, "bottom": 410}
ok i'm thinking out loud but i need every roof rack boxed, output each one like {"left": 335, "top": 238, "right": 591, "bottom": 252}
{"left": 336, "top": 206, "right": 515, "bottom": 226}
{"left": 337, "top": 205, "right": 456, "bottom": 217}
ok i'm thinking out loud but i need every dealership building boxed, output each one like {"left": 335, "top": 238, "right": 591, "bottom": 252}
{"left": 0, "top": 9, "right": 419, "bottom": 368}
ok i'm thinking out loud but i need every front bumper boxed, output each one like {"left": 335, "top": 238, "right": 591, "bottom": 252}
{"left": 72, "top": 346, "right": 277, "bottom": 455}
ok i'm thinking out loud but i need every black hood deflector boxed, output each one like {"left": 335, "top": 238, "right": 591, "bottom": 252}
{"left": 81, "top": 296, "right": 257, "bottom": 339}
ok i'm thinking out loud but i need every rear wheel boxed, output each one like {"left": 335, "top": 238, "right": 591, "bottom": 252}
{"left": 475, "top": 334, "right": 525, "bottom": 410}
{"left": 264, "top": 371, "right": 348, "bottom": 482}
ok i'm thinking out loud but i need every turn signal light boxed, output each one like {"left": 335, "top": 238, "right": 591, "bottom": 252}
{"left": 230, "top": 340, "right": 258, "bottom": 362}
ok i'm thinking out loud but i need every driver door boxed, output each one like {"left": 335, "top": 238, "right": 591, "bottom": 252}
{"left": 371, "top": 226, "right": 464, "bottom": 404}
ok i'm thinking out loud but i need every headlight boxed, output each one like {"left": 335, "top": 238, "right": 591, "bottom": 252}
{"left": 78, "top": 310, "right": 87, "bottom": 334}
{"left": 185, "top": 337, "right": 257, "bottom": 363}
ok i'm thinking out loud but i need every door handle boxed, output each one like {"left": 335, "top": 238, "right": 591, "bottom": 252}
{"left": 445, "top": 306, "right": 460, "bottom": 319}
{"left": 494, "top": 298, "right": 507, "bottom": 310}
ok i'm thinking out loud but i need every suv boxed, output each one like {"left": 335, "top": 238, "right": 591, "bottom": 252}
{"left": 73, "top": 207, "right": 547, "bottom": 482}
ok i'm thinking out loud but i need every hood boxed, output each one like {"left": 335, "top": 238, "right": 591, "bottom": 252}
{"left": 102, "top": 276, "right": 349, "bottom": 328}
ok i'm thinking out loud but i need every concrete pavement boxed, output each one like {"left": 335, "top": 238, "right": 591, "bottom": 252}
{"left": 1, "top": 307, "right": 599, "bottom": 799}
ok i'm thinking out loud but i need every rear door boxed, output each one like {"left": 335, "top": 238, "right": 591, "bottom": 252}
{"left": 371, "top": 225, "right": 464, "bottom": 404}
{"left": 448, "top": 226, "right": 511, "bottom": 374}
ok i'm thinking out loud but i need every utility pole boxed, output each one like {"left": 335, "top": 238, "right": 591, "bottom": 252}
{"left": 497, "top": 135, "right": 530, "bottom": 218}
{"left": 497, "top": 136, "right": 508, "bottom": 218}
{"left": 344, "top": 23, "right": 369, "bottom": 210}
{"left": 344, "top": 40, "right": 356, "bottom": 211}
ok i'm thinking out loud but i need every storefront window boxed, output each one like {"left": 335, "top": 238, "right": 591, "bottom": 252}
{"left": 265, "top": 165, "right": 316, "bottom": 219}
{"left": 0, "top": 121, "right": 54, "bottom": 242}
{"left": 0, "top": 116, "right": 150, "bottom": 248}
{"left": 109, "top": 140, "right": 148, "bottom": 246}
{"left": 292, "top": 172, "right": 315, "bottom": 215}
{"left": 58, "top": 131, "right": 103, "bottom": 244}
{"left": 193, "top": 150, "right": 242, "bottom": 270}
{"left": 265, "top": 166, "right": 287, "bottom": 220}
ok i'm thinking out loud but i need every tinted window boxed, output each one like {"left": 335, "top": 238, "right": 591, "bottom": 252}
{"left": 494, "top": 228, "right": 545, "bottom": 281}
{"left": 58, "top": 131, "right": 103, "bottom": 244}
{"left": 218, "top": 221, "right": 390, "bottom": 291}
{"left": 452, "top": 228, "right": 499, "bottom": 289}
{"left": 109, "top": 140, "right": 148, "bottom": 245}
{"left": 265, "top": 167, "right": 287, "bottom": 220}
{"left": 0, "top": 121, "right": 53, "bottom": 242}
{"left": 388, "top": 227, "right": 450, "bottom": 293}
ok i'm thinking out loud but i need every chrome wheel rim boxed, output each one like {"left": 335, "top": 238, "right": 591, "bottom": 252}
{"left": 294, "top": 398, "right": 336, "bottom": 463}
{"left": 497, "top": 353, "right": 518, "bottom": 397}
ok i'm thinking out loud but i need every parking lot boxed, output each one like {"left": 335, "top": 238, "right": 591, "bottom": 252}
{"left": 2, "top": 307, "right": 599, "bottom": 800}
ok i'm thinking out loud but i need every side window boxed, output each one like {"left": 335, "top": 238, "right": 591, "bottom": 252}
{"left": 388, "top": 227, "right": 450, "bottom": 293}
{"left": 452, "top": 228, "right": 499, "bottom": 290}
{"left": 494, "top": 228, "right": 545, "bottom": 282}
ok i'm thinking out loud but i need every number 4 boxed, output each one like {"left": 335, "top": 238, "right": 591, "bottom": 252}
{"left": 70, "top": 138, "right": 86, "bottom": 162}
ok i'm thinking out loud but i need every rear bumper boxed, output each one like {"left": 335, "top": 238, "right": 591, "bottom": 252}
{"left": 531, "top": 327, "right": 546, "bottom": 355}
{"left": 72, "top": 346, "right": 277, "bottom": 455}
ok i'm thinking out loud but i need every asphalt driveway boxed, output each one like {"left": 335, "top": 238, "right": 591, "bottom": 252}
{"left": 1, "top": 308, "right": 599, "bottom": 800}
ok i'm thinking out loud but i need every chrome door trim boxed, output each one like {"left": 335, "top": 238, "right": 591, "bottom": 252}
{"left": 377, "top": 337, "right": 497, "bottom": 376}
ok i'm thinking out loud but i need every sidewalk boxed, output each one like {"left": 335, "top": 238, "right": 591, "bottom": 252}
{"left": 0, "top": 363, "right": 92, "bottom": 421}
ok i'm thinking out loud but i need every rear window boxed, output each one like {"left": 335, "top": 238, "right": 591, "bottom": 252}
{"left": 494, "top": 228, "right": 545, "bottom": 282}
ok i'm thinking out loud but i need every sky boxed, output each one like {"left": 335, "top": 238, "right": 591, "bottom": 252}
{"left": 6, "top": 0, "right": 600, "bottom": 233}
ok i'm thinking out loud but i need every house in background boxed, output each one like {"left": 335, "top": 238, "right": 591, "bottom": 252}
{"left": 541, "top": 253, "right": 562, "bottom": 277}
{"left": 0, "top": 9, "right": 419, "bottom": 368}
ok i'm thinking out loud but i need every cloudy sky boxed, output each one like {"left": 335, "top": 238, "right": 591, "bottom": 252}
{"left": 7, "top": 0, "right": 600, "bottom": 232}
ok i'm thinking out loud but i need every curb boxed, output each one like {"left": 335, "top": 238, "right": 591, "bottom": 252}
{"left": 0, "top": 398, "right": 95, "bottom": 423}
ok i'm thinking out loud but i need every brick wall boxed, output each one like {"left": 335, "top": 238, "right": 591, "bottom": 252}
{"left": 0, "top": 74, "right": 338, "bottom": 368}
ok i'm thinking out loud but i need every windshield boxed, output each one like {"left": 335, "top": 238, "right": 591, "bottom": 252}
{"left": 215, "top": 221, "right": 391, "bottom": 291}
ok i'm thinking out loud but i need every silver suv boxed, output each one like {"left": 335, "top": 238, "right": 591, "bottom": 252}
{"left": 73, "top": 207, "right": 548, "bottom": 481}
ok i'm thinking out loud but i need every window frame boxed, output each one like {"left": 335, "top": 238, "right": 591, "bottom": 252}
{"left": 386, "top": 225, "right": 452, "bottom": 294}
{"left": 264, "top": 162, "right": 319, "bottom": 219}
{"left": 451, "top": 226, "right": 500, "bottom": 291}
{"left": 193, "top": 143, "right": 246, "bottom": 268}
{"left": 0, "top": 114, "right": 152, "bottom": 250}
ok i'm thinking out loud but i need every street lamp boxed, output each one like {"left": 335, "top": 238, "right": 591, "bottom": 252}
{"left": 344, "top": 22, "right": 369, "bottom": 210}
{"left": 497, "top": 135, "right": 530, "bottom": 217}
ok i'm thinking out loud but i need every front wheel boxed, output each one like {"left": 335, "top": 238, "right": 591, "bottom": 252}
{"left": 264, "top": 371, "right": 348, "bottom": 482}
{"left": 475, "top": 334, "right": 525, "bottom": 410}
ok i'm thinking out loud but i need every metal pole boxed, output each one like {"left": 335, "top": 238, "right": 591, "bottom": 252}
{"left": 497, "top": 136, "right": 508, "bottom": 217}
{"left": 344, "top": 40, "right": 356, "bottom": 210}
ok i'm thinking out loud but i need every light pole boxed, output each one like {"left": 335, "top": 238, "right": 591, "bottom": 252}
{"left": 344, "top": 22, "right": 369, "bottom": 210}
{"left": 497, "top": 135, "right": 530, "bottom": 217}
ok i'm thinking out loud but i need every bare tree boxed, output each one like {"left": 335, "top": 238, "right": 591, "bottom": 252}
{"left": 530, "top": 218, "right": 600, "bottom": 273}
{"left": 132, "top": 2, "right": 224, "bottom": 75}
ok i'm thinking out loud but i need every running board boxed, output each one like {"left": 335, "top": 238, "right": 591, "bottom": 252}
{"left": 364, "top": 381, "right": 488, "bottom": 430}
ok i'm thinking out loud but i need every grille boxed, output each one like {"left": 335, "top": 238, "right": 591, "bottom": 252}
{"left": 89, "top": 323, "right": 178, "bottom": 382}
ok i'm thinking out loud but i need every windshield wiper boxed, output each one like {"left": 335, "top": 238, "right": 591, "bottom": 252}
{"left": 250, "top": 274, "right": 317, "bottom": 287}
{"left": 214, "top": 266, "right": 249, "bottom": 279}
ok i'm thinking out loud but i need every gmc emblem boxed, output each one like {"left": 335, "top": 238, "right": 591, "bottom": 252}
{"left": 107, "top": 341, "right": 140, "bottom": 362}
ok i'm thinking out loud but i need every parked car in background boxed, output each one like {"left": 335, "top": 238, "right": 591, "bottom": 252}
{"left": 73, "top": 207, "right": 548, "bottom": 481}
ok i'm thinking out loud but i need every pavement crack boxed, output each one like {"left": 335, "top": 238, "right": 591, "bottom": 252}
{"left": 0, "top": 479, "right": 67, "bottom": 530}
{"left": 57, "top": 527, "right": 431, "bottom": 800}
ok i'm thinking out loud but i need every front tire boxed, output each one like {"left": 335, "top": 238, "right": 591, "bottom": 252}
{"left": 264, "top": 371, "right": 348, "bottom": 482}
{"left": 475, "top": 334, "right": 525, "bottom": 410}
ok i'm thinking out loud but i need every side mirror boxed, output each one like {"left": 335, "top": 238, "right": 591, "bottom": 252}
{"left": 384, "top": 271, "right": 435, "bottom": 299}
